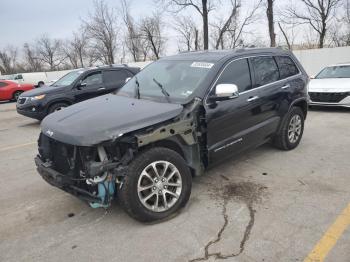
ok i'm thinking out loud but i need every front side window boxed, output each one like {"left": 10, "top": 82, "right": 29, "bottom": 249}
{"left": 216, "top": 58, "right": 252, "bottom": 93}
{"left": 118, "top": 60, "right": 213, "bottom": 102}
{"left": 316, "top": 66, "right": 350, "bottom": 79}
{"left": 275, "top": 56, "right": 299, "bottom": 79}
{"left": 81, "top": 72, "right": 102, "bottom": 86}
{"left": 251, "top": 56, "right": 279, "bottom": 87}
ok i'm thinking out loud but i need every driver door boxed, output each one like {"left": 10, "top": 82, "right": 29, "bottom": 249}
{"left": 74, "top": 71, "right": 104, "bottom": 102}
{"left": 205, "top": 58, "right": 265, "bottom": 165}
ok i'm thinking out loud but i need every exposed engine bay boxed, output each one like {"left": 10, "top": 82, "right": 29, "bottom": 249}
{"left": 36, "top": 98, "right": 206, "bottom": 208}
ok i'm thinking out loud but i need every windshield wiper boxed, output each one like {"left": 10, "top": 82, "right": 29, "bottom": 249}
{"left": 152, "top": 78, "right": 171, "bottom": 102}
{"left": 134, "top": 76, "right": 140, "bottom": 99}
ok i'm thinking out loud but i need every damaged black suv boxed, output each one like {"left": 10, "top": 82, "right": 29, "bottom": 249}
{"left": 36, "top": 48, "right": 308, "bottom": 222}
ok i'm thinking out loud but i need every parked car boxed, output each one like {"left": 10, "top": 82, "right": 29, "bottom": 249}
{"left": 35, "top": 48, "right": 308, "bottom": 222}
{"left": 0, "top": 80, "right": 34, "bottom": 101}
{"left": 17, "top": 65, "right": 140, "bottom": 120}
{"left": 308, "top": 63, "right": 350, "bottom": 107}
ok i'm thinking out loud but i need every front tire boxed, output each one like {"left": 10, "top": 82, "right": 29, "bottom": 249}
{"left": 13, "top": 91, "right": 23, "bottom": 101}
{"left": 118, "top": 147, "right": 192, "bottom": 222}
{"left": 273, "top": 107, "right": 305, "bottom": 150}
{"left": 48, "top": 102, "right": 68, "bottom": 115}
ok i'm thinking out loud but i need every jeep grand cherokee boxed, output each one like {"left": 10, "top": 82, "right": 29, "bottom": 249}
{"left": 35, "top": 48, "right": 308, "bottom": 222}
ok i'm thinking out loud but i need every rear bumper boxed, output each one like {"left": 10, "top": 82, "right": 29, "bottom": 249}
{"left": 35, "top": 156, "right": 102, "bottom": 203}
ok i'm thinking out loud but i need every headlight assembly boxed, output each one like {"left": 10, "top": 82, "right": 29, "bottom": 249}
{"left": 30, "top": 94, "right": 46, "bottom": 101}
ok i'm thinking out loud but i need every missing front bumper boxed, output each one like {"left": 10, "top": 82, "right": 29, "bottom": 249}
{"left": 35, "top": 156, "right": 104, "bottom": 204}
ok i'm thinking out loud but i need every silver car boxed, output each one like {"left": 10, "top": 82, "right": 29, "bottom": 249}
{"left": 308, "top": 63, "right": 350, "bottom": 107}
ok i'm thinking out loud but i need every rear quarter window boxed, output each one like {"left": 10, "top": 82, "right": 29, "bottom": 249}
{"left": 0, "top": 82, "right": 8, "bottom": 88}
{"left": 275, "top": 56, "right": 299, "bottom": 79}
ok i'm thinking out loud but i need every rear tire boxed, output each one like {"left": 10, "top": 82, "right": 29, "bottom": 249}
{"left": 118, "top": 147, "right": 192, "bottom": 223}
{"left": 273, "top": 107, "right": 304, "bottom": 150}
{"left": 12, "top": 91, "right": 23, "bottom": 101}
{"left": 48, "top": 102, "right": 68, "bottom": 115}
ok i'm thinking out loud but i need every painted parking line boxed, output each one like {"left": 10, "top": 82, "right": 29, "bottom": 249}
{"left": 304, "top": 202, "right": 350, "bottom": 262}
{"left": 0, "top": 142, "right": 36, "bottom": 152}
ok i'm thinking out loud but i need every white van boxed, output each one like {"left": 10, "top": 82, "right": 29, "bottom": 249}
{"left": 12, "top": 72, "right": 47, "bottom": 86}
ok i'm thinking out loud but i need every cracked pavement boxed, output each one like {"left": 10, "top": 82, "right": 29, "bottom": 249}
{"left": 1, "top": 102, "right": 350, "bottom": 262}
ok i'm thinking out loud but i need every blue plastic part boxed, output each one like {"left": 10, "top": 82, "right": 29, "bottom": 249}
{"left": 89, "top": 180, "right": 115, "bottom": 208}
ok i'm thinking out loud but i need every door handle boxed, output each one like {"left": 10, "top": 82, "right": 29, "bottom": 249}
{"left": 281, "top": 84, "right": 290, "bottom": 89}
{"left": 98, "top": 87, "right": 106, "bottom": 91}
{"left": 247, "top": 96, "right": 259, "bottom": 102}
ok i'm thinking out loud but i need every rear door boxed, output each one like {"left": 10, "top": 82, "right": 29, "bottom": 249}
{"left": 205, "top": 58, "right": 266, "bottom": 164}
{"left": 249, "top": 55, "right": 284, "bottom": 138}
{"left": 103, "top": 69, "right": 131, "bottom": 92}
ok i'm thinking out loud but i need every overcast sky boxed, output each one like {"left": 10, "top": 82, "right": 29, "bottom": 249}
{"left": 0, "top": 0, "right": 154, "bottom": 49}
{"left": 1, "top": 0, "right": 308, "bottom": 56}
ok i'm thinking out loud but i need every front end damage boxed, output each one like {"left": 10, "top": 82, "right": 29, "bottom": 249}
{"left": 35, "top": 98, "right": 206, "bottom": 208}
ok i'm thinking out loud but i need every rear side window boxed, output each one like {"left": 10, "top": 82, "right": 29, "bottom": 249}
{"left": 216, "top": 58, "right": 252, "bottom": 93}
{"left": 250, "top": 56, "right": 279, "bottom": 87}
{"left": 103, "top": 70, "right": 129, "bottom": 85}
{"left": 275, "top": 56, "right": 299, "bottom": 79}
{"left": 0, "top": 82, "right": 8, "bottom": 88}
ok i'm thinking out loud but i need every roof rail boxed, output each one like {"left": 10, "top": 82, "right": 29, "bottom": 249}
{"left": 96, "top": 64, "right": 129, "bottom": 68}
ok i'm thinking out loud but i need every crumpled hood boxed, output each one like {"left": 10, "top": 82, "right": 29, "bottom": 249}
{"left": 41, "top": 95, "right": 183, "bottom": 146}
{"left": 308, "top": 78, "right": 350, "bottom": 92}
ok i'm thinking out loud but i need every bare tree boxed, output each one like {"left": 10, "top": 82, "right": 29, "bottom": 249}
{"left": 287, "top": 0, "right": 341, "bottom": 48}
{"left": 161, "top": 0, "right": 216, "bottom": 50}
{"left": 266, "top": 0, "right": 276, "bottom": 47}
{"left": 36, "top": 34, "right": 65, "bottom": 70}
{"left": 62, "top": 30, "right": 89, "bottom": 69}
{"left": 278, "top": 22, "right": 292, "bottom": 49}
{"left": 0, "top": 46, "right": 18, "bottom": 74}
{"left": 23, "top": 43, "right": 43, "bottom": 72}
{"left": 83, "top": 0, "right": 119, "bottom": 64}
{"left": 121, "top": 0, "right": 143, "bottom": 62}
{"left": 71, "top": 31, "right": 89, "bottom": 68}
{"left": 62, "top": 41, "right": 79, "bottom": 69}
{"left": 211, "top": 0, "right": 240, "bottom": 49}
{"left": 140, "top": 13, "right": 165, "bottom": 60}
{"left": 173, "top": 16, "right": 201, "bottom": 51}
{"left": 211, "top": 0, "right": 261, "bottom": 49}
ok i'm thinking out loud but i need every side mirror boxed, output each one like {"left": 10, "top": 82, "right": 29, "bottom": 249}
{"left": 125, "top": 77, "right": 131, "bottom": 83}
{"left": 210, "top": 83, "right": 239, "bottom": 102}
{"left": 77, "top": 80, "right": 87, "bottom": 89}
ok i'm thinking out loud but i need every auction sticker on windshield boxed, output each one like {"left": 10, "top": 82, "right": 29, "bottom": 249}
{"left": 191, "top": 62, "right": 214, "bottom": 69}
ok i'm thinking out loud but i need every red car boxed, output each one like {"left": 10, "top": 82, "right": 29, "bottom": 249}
{"left": 0, "top": 80, "right": 34, "bottom": 101}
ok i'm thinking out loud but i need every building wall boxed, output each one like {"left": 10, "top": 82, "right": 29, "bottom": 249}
{"left": 293, "top": 46, "right": 350, "bottom": 76}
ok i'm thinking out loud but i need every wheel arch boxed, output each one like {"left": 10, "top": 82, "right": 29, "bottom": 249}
{"left": 47, "top": 99, "right": 73, "bottom": 112}
{"left": 138, "top": 136, "right": 204, "bottom": 177}
{"left": 290, "top": 98, "right": 308, "bottom": 119}
{"left": 12, "top": 90, "right": 23, "bottom": 97}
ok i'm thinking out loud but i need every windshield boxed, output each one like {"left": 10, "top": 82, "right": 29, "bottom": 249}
{"left": 117, "top": 60, "right": 214, "bottom": 103}
{"left": 52, "top": 70, "right": 85, "bottom": 86}
{"left": 316, "top": 66, "right": 350, "bottom": 79}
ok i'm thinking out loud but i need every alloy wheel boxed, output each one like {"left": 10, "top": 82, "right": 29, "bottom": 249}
{"left": 137, "top": 161, "right": 182, "bottom": 212}
{"left": 288, "top": 114, "right": 302, "bottom": 143}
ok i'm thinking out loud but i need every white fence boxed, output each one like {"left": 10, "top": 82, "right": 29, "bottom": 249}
{"left": 293, "top": 46, "right": 350, "bottom": 76}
